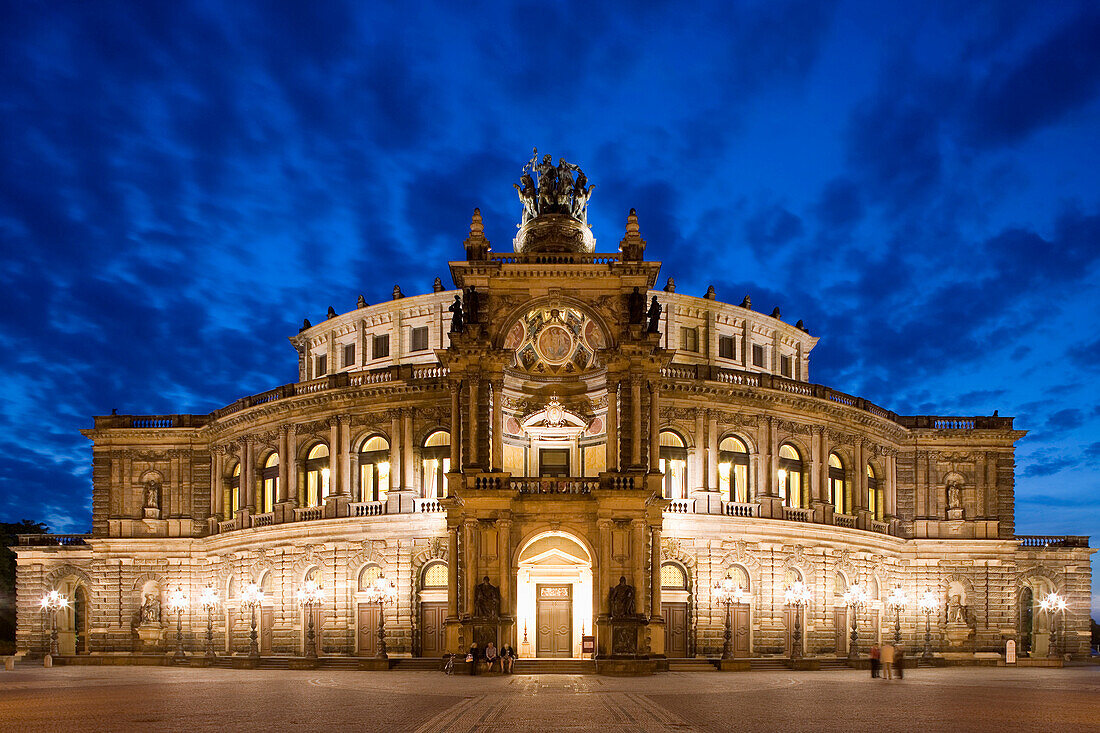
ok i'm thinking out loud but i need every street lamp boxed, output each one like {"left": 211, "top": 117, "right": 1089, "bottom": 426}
{"left": 297, "top": 580, "right": 325, "bottom": 659}
{"left": 713, "top": 574, "right": 750, "bottom": 660}
{"left": 783, "top": 581, "right": 811, "bottom": 660}
{"left": 886, "top": 587, "right": 907, "bottom": 647}
{"left": 241, "top": 582, "right": 265, "bottom": 658}
{"left": 918, "top": 590, "right": 938, "bottom": 662}
{"left": 842, "top": 582, "right": 869, "bottom": 661}
{"left": 1039, "top": 592, "right": 1068, "bottom": 659}
{"left": 198, "top": 585, "right": 219, "bottom": 661}
{"left": 361, "top": 575, "right": 397, "bottom": 659}
{"left": 39, "top": 590, "right": 70, "bottom": 660}
{"left": 165, "top": 586, "right": 189, "bottom": 661}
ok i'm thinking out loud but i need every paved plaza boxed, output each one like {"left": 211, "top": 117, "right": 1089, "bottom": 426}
{"left": 1, "top": 664, "right": 1098, "bottom": 732}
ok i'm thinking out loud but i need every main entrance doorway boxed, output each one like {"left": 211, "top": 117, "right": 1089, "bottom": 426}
{"left": 516, "top": 532, "right": 593, "bottom": 659}
{"left": 536, "top": 585, "right": 573, "bottom": 657}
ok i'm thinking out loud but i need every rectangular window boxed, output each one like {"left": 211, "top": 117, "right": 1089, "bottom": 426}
{"left": 718, "top": 335, "right": 735, "bottom": 359}
{"left": 780, "top": 355, "right": 792, "bottom": 377}
{"left": 751, "top": 344, "right": 765, "bottom": 368}
{"left": 680, "top": 327, "right": 698, "bottom": 353}
{"left": 315, "top": 354, "right": 327, "bottom": 377}
{"left": 373, "top": 334, "right": 389, "bottom": 360}
{"left": 343, "top": 343, "right": 355, "bottom": 368}
{"left": 410, "top": 326, "right": 429, "bottom": 352}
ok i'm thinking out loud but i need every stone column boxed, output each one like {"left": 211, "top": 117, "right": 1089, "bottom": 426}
{"left": 338, "top": 416, "right": 352, "bottom": 495}
{"left": 463, "top": 520, "right": 478, "bottom": 616}
{"left": 631, "top": 376, "right": 642, "bottom": 468}
{"left": 449, "top": 381, "right": 461, "bottom": 471}
{"left": 402, "top": 410, "right": 414, "bottom": 490}
{"left": 650, "top": 526, "right": 662, "bottom": 618}
{"left": 447, "top": 526, "right": 460, "bottom": 617}
{"left": 329, "top": 419, "right": 341, "bottom": 494}
{"left": 632, "top": 520, "right": 647, "bottom": 615}
{"left": 648, "top": 380, "right": 660, "bottom": 473}
{"left": 389, "top": 411, "right": 402, "bottom": 490}
{"left": 885, "top": 451, "right": 897, "bottom": 519}
{"left": 239, "top": 440, "right": 253, "bottom": 513}
{"left": 468, "top": 376, "right": 480, "bottom": 469}
{"left": 491, "top": 379, "right": 503, "bottom": 472}
{"left": 278, "top": 427, "right": 290, "bottom": 502}
{"left": 497, "top": 518, "right": 512, "bottom": 618}
{"left": 605, "top": 380, "right": 619, "bottom": 472}
{"left": 287, "top": 427, "right": 298, "bottom": 506}
{"left": 693, "top": 409, "right": 705, "bottom": 493}
{"left": 212, "top": 449, "right": 224, "bottom": 519}
{"left": 598, "top": 520, "right": 612, "bottom": 616}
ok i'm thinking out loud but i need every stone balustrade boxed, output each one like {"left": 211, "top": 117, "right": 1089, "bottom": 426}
{"left": 17, "top": 534, "right": 90, "bottom": 546}
{"left": 250, "top": 512, "right": 274, "bottom": 528}
{"left": 723, "top": 501, "right": 758, "bottom": 517}
{"left": 350, "top": 501, "right": 386, "bottom": 517}
{"left": 665, "top": 498, "right": 692, "bottom": 513}
{"left": 833, "top": 513, "right": 857, "bottom": 529}
{"left": 414, "top": 498, "right": 446, "bottom": 513}
{"left": 1017, "top": 535, "right": 1089, "bottom": 548}
{"left": 783, "top": 506, "right": 812, "bottom": 522}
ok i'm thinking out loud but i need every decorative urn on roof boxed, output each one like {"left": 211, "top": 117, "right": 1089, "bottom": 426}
{"left": 513, "top": 148, "right": 596, "bottom": 254}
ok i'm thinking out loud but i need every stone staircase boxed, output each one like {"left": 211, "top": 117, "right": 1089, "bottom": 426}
{"left": 748, "top": 658, "right": 789, "bottom": 671}
{"left": 817, "top": 658, "right": 853, "bottom": 671}
{"left": 390, "top": 657, "right": 446, "bottom": 671}
{"left": 513, "top": 658, "right": 596, "bottom": 674}
{"left": 666, "top": 658, "right": 718, "bottom": 672}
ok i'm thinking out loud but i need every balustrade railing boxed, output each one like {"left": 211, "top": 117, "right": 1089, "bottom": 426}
{"left": 1017, "top": 535, "right": 1089, "bottom": 548}
{"left": 217, "top": 519, "right": 238, "bottom": 533}
{"left": 783, "top": 506, "right": 812, "bottom": 522}
{"left": 870, "top": 519, "right": 890, "bottom": 534}
{"left": 833, "top": 513, "right": 857, "bottom": 529}
{"left": 723, "top": 502, "right": 758, "bottom": 518}
{"left": 514, "top": 477, "right": 597, "bottom": 495}
{"left": 350, "top": 501, "right": 386, "bottom": 517}
{"left": 415, "top": 498, "right": 446, "bottom": 513}
{"left": 489, "top": 252, "right": 621, "bottom": 265}
{"left": 664, "top": 498, "right": 692, "bottom": 513}
{"left": 294, "top": 506, "right": 324, "bottom": 522}
{"left": 250, "top": 512, "right": 274, "bottom": 528}
{"left": 17, "top": 534, "right": 90, "bottom": 546}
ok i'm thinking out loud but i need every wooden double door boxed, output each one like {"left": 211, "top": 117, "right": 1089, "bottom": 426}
{"left": 662, "top": 602, "right": 689, "bottom": 658}
{"left": 357, "top": 604, "right": 379, "bottom": 656}
{"left": 420, "top": 601, "right": 447, "bottom": 658}
{"left": 536, "top": 585, "right": 572, "bottom": 657}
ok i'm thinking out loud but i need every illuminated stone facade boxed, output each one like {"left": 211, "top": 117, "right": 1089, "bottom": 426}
{"left": 15, "top": 175, "right": 1093, "bottom": 666}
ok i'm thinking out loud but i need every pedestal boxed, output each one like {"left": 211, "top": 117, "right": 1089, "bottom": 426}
{"left": 136, "top": 624, "right": 164, "bottom": 653}
{"left": 596, "top": 616, "right": 651, "bottom": 674}
{"left": 142, "top": 507, "right": 160, "bottom": 520}
{"left": 945, "top": 622, "right": 973, "bottom": 648}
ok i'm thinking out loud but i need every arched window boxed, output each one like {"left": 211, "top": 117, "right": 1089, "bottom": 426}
{"left": 358, "top": 564, "right": 381, "bottom": 592}
{"left": 833, "top": 571, "right": 847, "bottom": 597}
{"left": 422, "top": 431, "right": 451, "bottom": 498}
{"left": 718, "top": 436, "right": 750, "bottom": 503}
{"left": 729, "top": 564, "right": 750, "bottom": 591}
{"left": 259, "top": 570, "right": 273, "bottom": 595}
{"left": 260, "top": 453, "right": 279, "bottom": 514}
{"left": 778, "top": 444, "right": 805, "bottom": 508}
{"left": 358, "top": 435, "right": 390, "bottom": 503}
{"left": 867, "top": 464, "right": 883, "bottom": 521}
{"left": 227, "top": 463, "right": 241, "bottom": 519}
{"left": 867, "top": 575, "right": 880, "bottom": 600}
{"left": 1019, "top": 586, "right": 1034, "bottom": 655}
{"left": 305, "top": 444, "right": 330, "bottom": 507}
{"left": 73, "top": 585, "right": 88, "bottom": 654}
{"left": 659, "top": 430, "right": 687, "bottom": 499}
{"left": 660, "top": 562, "right": 688, "bottom": 590}
{"left": 421, "top": 562, "right": 448, "bottom": 589}
{"left": 828, "top": 453, "right": 848, "bottom": 514}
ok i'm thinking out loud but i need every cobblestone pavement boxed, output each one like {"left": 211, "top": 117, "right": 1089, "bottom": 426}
{"left": 1, "top": 664, "right": 1098, "bottom": 732}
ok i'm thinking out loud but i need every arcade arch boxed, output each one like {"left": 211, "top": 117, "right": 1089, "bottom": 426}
{"left": 516, "top": 531, "right": 593, "bottom": 658}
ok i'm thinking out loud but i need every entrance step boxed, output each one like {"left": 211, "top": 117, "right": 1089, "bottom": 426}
{"left": 817, "top": 659, "right": 853, "bottom": 671}
{"left": 513, "top": 659, "right": 596, "bottom": 674}
{"left": 748, "top": 658, "right": 789, "bottom": 671}
{"left": 391, "top": 657, "right": 446, "bottom": 671}
{"left": 667, "top": 658, "right": 718, "bottom": 672}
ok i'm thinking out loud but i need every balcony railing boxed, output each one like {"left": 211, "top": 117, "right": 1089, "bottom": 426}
{"left": 833, "top": 513, "right": 857, "bottom": 529}
{"left": 294, "top": 506, "right": 324, "bottom": 522}
{"left": 783, "top": 506, "right": 812, "bottom": 522}
{"left": 513, "top": 477, "right": 599, "bottom": 495}
{"left": 350, "top": 501, "right": 386, "bottom": 517}
{"left": 414, "top": 498, "right": 447, "bottom": 513}
{"left": 723, "top": 501, "right": 758, "bottom": 517}
{"left": 250, "top": 512, "right": 274, "bottom": 528}
{"left": 17, "top": 534, "right": 90, "bottom": 546}
{"left": 489, "top": 252, "right": 621, "bottom": 265}
{"left": 665, "top": 498, "right": 692, "bottom": 513}
{"left": 1017, "top": 535, "right": 1089, "bottom": 548}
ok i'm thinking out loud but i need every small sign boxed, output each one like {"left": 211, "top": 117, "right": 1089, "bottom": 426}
{"left": 1006, "top": 639, "right": 1016, "bottom": 665}
{"left": 582, "top": 635, "right": 595, "bottom": 653}
{"left": 539, "top": 585, "right": 570, "bottom": 598}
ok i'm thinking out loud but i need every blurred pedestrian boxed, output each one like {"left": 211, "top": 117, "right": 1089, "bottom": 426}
{"left": 870, "top": 643, "right": 880, "bottom": 678}
{"left": 896, "top": 645, "right": 905, "bottom": 680}
{"left": 881, "top": 642, "right": 895, "bottom": 680}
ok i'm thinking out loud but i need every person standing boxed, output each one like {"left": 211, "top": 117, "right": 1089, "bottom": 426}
{"left": 881, "top": 642, "right": 895, "bottom": 680}
{"left": 870, "top": 643, "right": 881, "bottom": 678}
{"left": 896, "top": 646, "right": 905, "bottom": 680}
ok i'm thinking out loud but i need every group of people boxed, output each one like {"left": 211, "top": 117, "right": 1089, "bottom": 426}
{"left": 464, "top": 641, "right": 517, "bottom": 674}
{"left": 869, "top": 643, "right": 906, "bottom": 680}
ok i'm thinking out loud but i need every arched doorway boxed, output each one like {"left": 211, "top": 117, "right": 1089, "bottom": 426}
{"left": 56, "top": 579, "right": 88, "bottom": 655}
{"left": 1019, "top": 578, "right": 1056, "bottom": 657}
{"left": 660, "top": 562, "right": 690, "bottom": 658}
{"left": 419, "top": 561, "right": 448, "bottom": 657}
{"left": 516, "top": 532, "right": 593, "bottom": 658}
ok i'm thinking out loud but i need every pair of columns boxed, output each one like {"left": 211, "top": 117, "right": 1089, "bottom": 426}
{"left": 605, "top": 375, "right": 661, "bottom": 473}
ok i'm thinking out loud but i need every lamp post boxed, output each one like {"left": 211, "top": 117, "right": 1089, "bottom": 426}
{"left": 713, "top": 575, "right": 750, "bottom": 660}
{"left": 241, "top": 582, "right": 264, "bottom": 659}
{"left": 199, "top": 585, "right": 219, "bottom": 661}
{"left": 886, "top": 587, "right": 907, "bottom": 647}
{"left": 842, "top": 582, "right": 869, "bottom": 661}
{"left": 297, "top": 580, "right": 325, "bottom": 659}
{"left": 1039, "top": 592, "right": 1067, "bottom": 659}
{"left": 39, "top": 590, "right": 70, "bottom": 661}
{"left": 783, "top": 581, "right": 811, "bottom": 660}
{"left": 165, "top": 586, "right": 189, "bottom": 662}
{"left": 362, "top": 575, "right": 397, "bottom": 659}
{"left": 918, "top": 590, "right": 938, "bottom": 662}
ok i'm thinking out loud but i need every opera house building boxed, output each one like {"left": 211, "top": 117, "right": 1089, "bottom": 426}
{"left": 15, "top": 156, "right": 1093, "bottom": 672}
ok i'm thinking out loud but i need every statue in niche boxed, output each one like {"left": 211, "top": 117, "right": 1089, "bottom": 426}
{"left": 948, "top": 594, "right": 969, "bottom": 625}
{"left": 448, "top": 295, "right": 463, "bottom": 333}
{"left": 946, "top": 476, "right": 963, "bottom": 510}
{"left": 143, "top": 479, "right": 160, "bottom": 510}
{"left": 609, "top": 576, "right": 636, "bottom": 618}
{"left": 646, "top": 296, "right": 662, "bottom": 334}
{"left": 474, "top": 576, "right": 500, "bottom": 618}
{"left": 627, "top": 287, "right": 645, "bottom": 325}
{"left": 464, "top": 287, "right": 480, "bottom": 326}
{"left": 139, "top": 593, "right": 161, "bottom": 624}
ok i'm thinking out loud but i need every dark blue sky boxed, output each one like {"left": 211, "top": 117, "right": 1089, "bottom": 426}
{"left": 1, "top": 1, "right": 1097, "bottom": 612}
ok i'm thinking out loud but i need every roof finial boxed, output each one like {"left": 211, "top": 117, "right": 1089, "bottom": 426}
{"left": 619, "top": 208, "right": 646, "bottom": 261}
{"left": 464, "top": 207, "right": 490, "bottom": 261}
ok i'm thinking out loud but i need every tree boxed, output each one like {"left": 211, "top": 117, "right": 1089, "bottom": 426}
{"left": 0, "top": 521, "right": 49, "bottom": 650}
